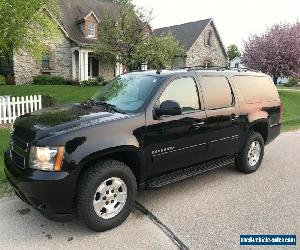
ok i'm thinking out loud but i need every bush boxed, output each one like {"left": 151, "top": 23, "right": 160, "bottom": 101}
{"left": 33, "top": 75, "right": 75, "bottom": 85}
{"left": 97, "top": 76, "right": 105, "bottom": 83}
{"left": 284, "top": 77, "right": 300, "bottom": 87}
{"left": 80, "top": 80, "right": 102, "bottom": 86}
{"left": 42, "top": 94, "right": 57, "bottom": 107}
{"left": 5, "top": 74, "right": 15, "bottom": 85}
{"left": 0, "top": 75, "right": 6, "bottom": 85}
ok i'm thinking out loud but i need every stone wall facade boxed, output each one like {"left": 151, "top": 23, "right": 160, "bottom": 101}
{"left": 13, "top": 29, "right": 115, "bottom": 84}
{"left": 186, "top": 23, "right": 227, "bottom": 67}
{"left": 100, "top": 62, "right": 115, "bottom": 81}
{"left": 13, "top": 31, "right": 73, "bottom": 84}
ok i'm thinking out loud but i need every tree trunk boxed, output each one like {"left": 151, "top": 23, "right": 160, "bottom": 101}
{"left": 273, "top": 76, "right": 278, "bottom": 85}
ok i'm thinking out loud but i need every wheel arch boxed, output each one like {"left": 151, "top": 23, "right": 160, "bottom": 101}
{"left": 248, "top": 119, "right": 269, "bottom": 143}
{"left": 76, "top": 146, "right": 145, "bottom": 186}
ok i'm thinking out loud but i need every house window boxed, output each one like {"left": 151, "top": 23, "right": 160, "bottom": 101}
{"left": 42, "top": 54, "right": 51, "bottom": 69}
{"left": 235, "top": 63, "right": 239, "bottom": 68}
{"left": 87, "top": 22, "right": 96, "bottom": 37}
{"left": 206, "top": 30, "right": 212, "bottom": 46}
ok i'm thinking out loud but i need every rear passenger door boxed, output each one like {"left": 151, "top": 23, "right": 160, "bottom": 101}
{"left": 199, "top": 75, "right": 242, "bottom": 159}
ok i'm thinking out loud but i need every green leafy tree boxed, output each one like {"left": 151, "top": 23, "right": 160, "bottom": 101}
{"left": 0, "top": 0, "right": 61, "bottom": 59}
{"left": 135, "top": 33, "right": 185, "bottom": 69}
{"left": 227, "top": 44, "right": 241, "bottom": 61}
{"left": 95, "top": 1, "right": 185, "bottom": 71}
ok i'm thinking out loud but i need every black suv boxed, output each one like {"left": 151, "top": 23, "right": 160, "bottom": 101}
{"left": 4, "top": 69, "right": 282, "bottom": 231}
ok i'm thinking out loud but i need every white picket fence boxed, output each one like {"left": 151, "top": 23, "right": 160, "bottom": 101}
{"left": 0, "top": 95, "right": 42, "bottom": 125}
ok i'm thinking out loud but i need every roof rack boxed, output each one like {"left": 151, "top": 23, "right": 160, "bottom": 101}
{"left": 183, "top": 65, "right": 257, "bottom": 73}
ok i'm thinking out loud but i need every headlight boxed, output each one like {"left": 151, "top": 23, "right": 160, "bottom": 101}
{"left": 29, "top": 146, "right": 64, "bottom": 171}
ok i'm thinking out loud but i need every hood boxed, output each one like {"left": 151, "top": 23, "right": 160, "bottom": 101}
{"left": 12, "top": 103, "right": 130, "bottom": 142}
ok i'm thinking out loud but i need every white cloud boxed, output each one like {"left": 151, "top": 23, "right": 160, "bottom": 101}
{"left": 133, "top": 0, "right": 300, "bottom": 49}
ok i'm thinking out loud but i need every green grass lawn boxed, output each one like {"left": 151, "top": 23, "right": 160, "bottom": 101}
{"left": 0, "top": 129, "right": 12, "bottom": 197}
{"left": 0, "top": 86, "right": 299, "bottom": 197}
{"left": 279, "top": 90, "right": 300, "bottom": 132}
{"left": 0, "top": 85, "right": 99, "bottom": 105}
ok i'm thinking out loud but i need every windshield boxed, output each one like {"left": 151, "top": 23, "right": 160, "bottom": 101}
{"left": 90, "top": 74, "right": 160, "bottom": 113}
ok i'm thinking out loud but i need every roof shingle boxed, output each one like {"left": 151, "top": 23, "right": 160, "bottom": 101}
{"left": 154, "top": 18, "right": 212, "bottom": 50}
{"left": 59, "top": 0, "right": 117, "bottom": 46}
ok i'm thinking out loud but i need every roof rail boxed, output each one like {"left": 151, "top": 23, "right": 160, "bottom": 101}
{"left": 186, "top": 65, "right": 227, "bottom": 71}
{"left": 183, "top": 65, "right": 259, "bottom": 73}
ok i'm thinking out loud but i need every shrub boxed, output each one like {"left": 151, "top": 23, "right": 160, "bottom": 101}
{"left": 41, "top": 94, "right": 57, "bottom": 107}
{"left": 0, "top": 75, "right": 6, "bottom": 85}
{"left": 80, "top": 80, "right": 102, "bottom": 86}
{"left": 97, "top": 76, "right": 105, "bottom": 83}
{"left": 284, "top": 77, "right": 300, "bottom": 87}
{"left": 65, "top": 79, "right": 80, "bottom": 86}
{"left": 32, "top": 75, "right": 74, "bottom": 85}
{"left": 5, "top": 74, "right": 15, "bottom": 85}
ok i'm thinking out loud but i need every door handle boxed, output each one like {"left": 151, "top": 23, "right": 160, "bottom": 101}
{"left": 231, "top": 114, "right": 239, "bottom": 121}
{"left": 193, "top": 121, "right": 205, "bottom": 126}
{"left": 191, "top": 121, "right": 205, "bottom": 129}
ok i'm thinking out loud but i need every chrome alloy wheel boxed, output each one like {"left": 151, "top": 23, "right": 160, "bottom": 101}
{"left": 247, "top": 141, "right": 261, "bottom": 167}
{"left": 93, "top": 177, "right": 127, "bottom": 220}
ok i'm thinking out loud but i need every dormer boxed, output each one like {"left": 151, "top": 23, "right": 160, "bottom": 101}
{"left": 77, "top": 11, "right": 99, "bottom": 39}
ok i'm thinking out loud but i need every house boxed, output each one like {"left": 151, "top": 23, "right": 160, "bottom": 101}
{"left": 154, "top": 18, "right": 227, "bottom": 68}
{"left": 229, "top": 56, "right": 245, "bottom": 69}
{"left": 7, "top": 0, "right": 119, "bottom": 84}
{"left": 1, "top": 0, "right": 227, "bottom": 84}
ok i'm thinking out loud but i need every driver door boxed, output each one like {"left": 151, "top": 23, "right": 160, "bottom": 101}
{"left": 144, "top": 75, "right": 208, "bottom": 177}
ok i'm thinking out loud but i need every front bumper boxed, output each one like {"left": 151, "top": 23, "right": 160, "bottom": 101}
{"left": 4, "top": 150, "right": 77, "bottom": 222}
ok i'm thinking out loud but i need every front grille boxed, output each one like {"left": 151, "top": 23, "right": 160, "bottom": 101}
{"left": 12, "top": 136, "right": 29, "bottom": 152}
{"left": 10, "top": 150, "right": 26, "bottom": 169}
{"left": 10, "top": 134, "right": 30, "bottom": 169}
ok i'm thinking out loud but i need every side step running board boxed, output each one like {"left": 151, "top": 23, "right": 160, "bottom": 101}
{"left": 145, "top": 156, "right": 235, "bottom": 189}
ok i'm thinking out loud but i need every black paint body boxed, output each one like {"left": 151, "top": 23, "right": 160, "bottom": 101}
{"left": 4, "top": 70, "right": 281, "bottom": 221}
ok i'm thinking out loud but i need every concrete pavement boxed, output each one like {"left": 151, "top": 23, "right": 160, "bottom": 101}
{"left": 0, "top": 130, "right": 299, "bottom": 250}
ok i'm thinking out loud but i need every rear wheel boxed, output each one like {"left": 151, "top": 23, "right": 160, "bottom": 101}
{"left": 236, "top": 131, "right": 264, "bottom": 174}
{"left": 76, "top": 160, "right": 137, "bottom": 232}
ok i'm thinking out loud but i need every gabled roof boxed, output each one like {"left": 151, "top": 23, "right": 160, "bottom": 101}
{"left": 154, "top": 18, "right": 227, "bottom": 56}
{"left": 230, "top": 56, "right": 243, "bottom": 63}
{"left": 154, "top": 19, "right": 211, "bottom": 50}
{"left": 77, "top": 11, "right": 100, "bottom": 24}
{"left": 58, "top": 0, "right": 117, "bottom": 46}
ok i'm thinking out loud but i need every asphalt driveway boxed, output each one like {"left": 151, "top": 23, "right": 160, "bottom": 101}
{"left": 0, "top": 130, "right": 299, "bottom": 250}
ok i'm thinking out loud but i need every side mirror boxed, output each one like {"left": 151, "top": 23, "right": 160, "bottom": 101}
{"left": 155, "top": 100, "right": 182, "bottom": 118}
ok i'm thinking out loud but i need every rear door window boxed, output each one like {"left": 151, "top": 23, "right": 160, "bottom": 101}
{"left": 201, "top": 76, "right": 234, "bottom": 110}
{"left": 234, "top": 76, "right": 279, "bottom": 103}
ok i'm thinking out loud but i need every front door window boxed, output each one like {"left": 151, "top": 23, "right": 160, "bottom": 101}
{"left": 157, "top": 77, "right": 200, "bottom": 113}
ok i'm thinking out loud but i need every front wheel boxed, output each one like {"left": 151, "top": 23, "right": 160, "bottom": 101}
{"left": 236, "top": 131, "right": 264, "bottom": 174}
{"left": 76, "top": 160, "right": 137, "bottom": 232}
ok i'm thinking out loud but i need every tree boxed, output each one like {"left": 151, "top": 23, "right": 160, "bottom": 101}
{"left": 227, "top": 44, "right": 241, "bottom": 61}
{"left": 0, "top": 0, "right": 61, "bottom": 59}
{"left": 95, "top": 1, "right": 185, "bottom": 71}
{"left": 243, "top": 22, "right": 300, "bottom": 84}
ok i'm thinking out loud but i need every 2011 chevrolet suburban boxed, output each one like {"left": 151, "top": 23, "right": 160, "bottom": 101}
{"left": 4, "top": 68, "right": 282, "bottom": 231}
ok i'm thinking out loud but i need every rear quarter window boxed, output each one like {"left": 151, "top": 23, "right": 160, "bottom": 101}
{"left": 234, "top": 76, "right": 279, "bottom": 104}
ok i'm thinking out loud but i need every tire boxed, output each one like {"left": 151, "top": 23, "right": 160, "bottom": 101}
{"left": 236, "top": 131, "right": 264, "bottom": 174}
{"left": 76, "top": 160, "right": 137, "bottom": 232}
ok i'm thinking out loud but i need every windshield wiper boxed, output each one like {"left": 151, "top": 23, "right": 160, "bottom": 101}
{"left": 86, "top": 99, "right": 125, "bottom": 114}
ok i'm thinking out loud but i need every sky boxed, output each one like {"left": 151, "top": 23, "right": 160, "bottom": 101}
{"left": 133, "top": 0, "right": 300, "bottom": 50}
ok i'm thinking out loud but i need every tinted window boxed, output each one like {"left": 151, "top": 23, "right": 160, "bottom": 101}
{"left": 234, "top": 76, "right": 279, "bottom": 103}
{"left": 201, "top": 76, "right": 233, "bottom": 109}
{"left": 159, "top": 77, "right": 200, "bottom": 112}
